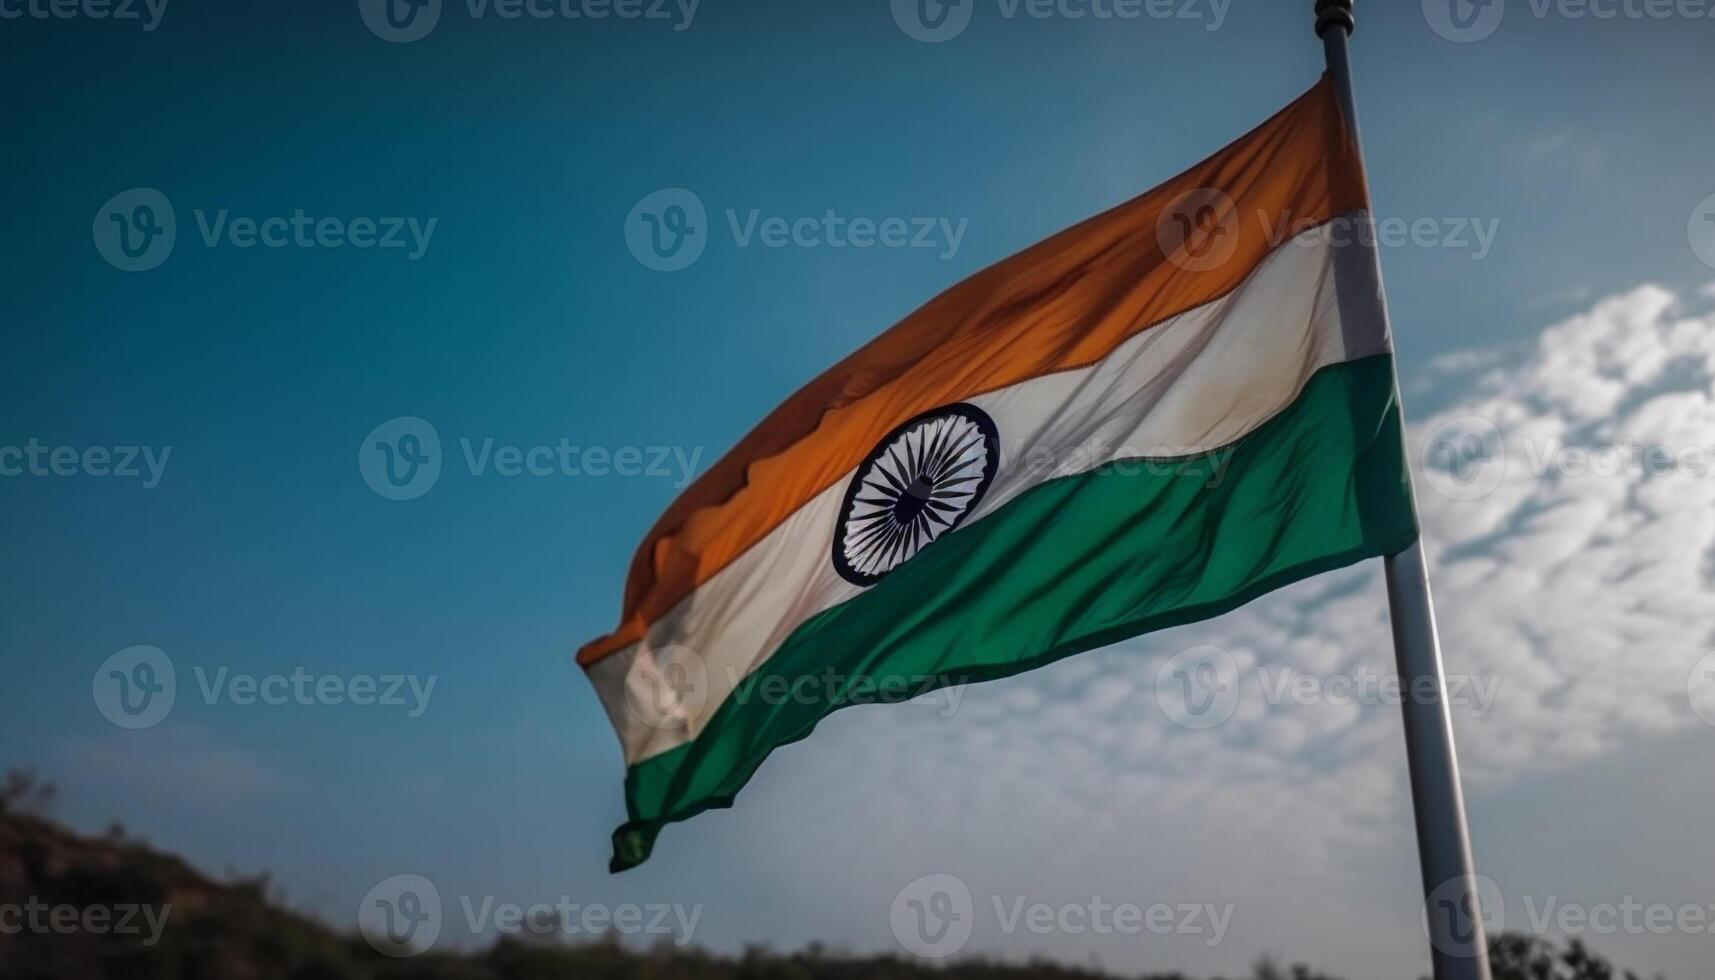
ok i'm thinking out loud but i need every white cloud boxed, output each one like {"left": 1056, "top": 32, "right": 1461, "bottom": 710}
{"left": 1411, "top": 283, "right": 1715, "bottom": 773}
{"left": 1515, "top": 128, "right": 1606, "bottom": 176}
{"left": 719, "top": 280, "right": 1715, "bottom": 978}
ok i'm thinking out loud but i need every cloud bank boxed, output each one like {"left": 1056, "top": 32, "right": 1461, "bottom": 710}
{"left": 718, "top": 279, "right": 1715, "bottom": 978}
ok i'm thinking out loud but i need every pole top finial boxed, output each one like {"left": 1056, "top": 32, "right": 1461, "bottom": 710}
{"left": 1315, "top": 0, "right": 1355, "bottom": 37}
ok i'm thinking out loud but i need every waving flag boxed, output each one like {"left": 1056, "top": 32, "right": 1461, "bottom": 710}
{"left": 582, "top": 75, "right": 1417, "bottom": 872}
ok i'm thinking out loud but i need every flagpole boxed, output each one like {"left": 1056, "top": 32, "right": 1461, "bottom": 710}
{"left": 1315, "top": 3, "right": 1495, "bottom": 979}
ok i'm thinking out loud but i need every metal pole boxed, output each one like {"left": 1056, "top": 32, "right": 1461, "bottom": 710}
{"left": 1315, "top": 3, "right": 1495, "bottom": 978}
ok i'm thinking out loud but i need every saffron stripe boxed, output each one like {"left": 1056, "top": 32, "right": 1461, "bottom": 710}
{"left": 608, "top": 352, "right": 1416, "bottom": 871}
{"left": 580, "top": 76, "right": 1366, "bottom": 667}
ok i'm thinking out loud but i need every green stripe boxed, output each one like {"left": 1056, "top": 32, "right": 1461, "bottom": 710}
{"left": 611, "top": 353, "right": 1417, "bottom": 872}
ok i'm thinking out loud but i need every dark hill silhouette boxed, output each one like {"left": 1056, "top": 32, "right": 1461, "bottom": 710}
{"left": 0, "top": 770, "right": 1660, "bottom": 980}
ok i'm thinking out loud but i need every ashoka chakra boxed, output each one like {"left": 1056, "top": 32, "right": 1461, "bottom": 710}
{"left": 832, "top": 403, "right": 999, "bottom": 587}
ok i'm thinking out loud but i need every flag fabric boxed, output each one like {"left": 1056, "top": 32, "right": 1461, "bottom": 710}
{"left": 581, "top": 75, "right": 1418, "bottom": 872}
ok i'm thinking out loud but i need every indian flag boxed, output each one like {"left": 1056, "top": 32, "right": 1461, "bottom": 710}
{"left": 582, "top": 76, "right": 1418, "bottom": 872}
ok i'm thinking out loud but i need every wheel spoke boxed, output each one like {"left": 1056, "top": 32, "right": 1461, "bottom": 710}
{"left": 838, "top": 406, "right": 996, "bottom": 584}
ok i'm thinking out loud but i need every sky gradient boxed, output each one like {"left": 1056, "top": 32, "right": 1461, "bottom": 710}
{"left": 4, "top": 1, "right": 1715, "bottom": 976}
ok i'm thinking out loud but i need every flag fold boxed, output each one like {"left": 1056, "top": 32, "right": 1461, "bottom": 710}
{"left": 581, "top": 75, "right": 1417, "bottom": 872}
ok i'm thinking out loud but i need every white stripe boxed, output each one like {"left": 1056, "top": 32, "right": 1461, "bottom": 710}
{"left": 591, "top": 219, "right": 1390, "bottom": 766}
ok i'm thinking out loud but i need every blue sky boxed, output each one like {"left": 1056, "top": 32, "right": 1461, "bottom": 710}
{"left": 4, "top": 1, "right": 1715, "bottom": 976}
